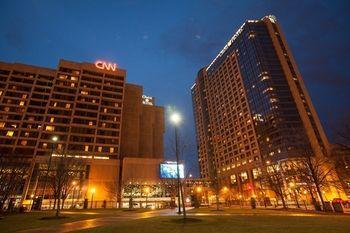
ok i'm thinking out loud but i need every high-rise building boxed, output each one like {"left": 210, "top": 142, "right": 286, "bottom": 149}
{"left": 0, "top": 60, "right": 125, "bottom": 159}
{"left": 0, "top": 59, "right": 164, "bottom": 204}
{"left": 191, "top": 16, "right": 330, "bottom": 194}
{"left": 120, "top": 83, "right": 164, "bottom": 159}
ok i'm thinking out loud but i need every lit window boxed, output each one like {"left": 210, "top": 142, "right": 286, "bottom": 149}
{"left": 102, "top": 123, "right": 106, "bottom": 127}
{"left": 19, "top": 101, "right": 25, "bottom": 106}
{"left": 103, "top": 108, "right": 107, "bottom": 113}
{"left": 21, "top": 140, "right": 27, "bottom": 146}
{"left": 240, "top": 171, "right": 248, "bottom": 181}
{"left": 4, "top": 107, "right": 10, "bottom": 112}
{"left": 0, "top": 91, "right": 3, "bottom": 96}
{"left": 81, "top": 91, "right": 88, "bottom": 95}
{"left": 71, "top": 76, "right": 78, "bottom": 81}
{"left": 230, "top": 174, "right": 237, "bottom": 184}
{"left": 0, "top": 122, "right": 5, "bottom": 128}
{"left": 71, "top": 83, "right": 75, "bottom": 87}
{"left": 50, "top": 117, "right": 55, "bottom": 123}
{"left": 24, "top": 132, "right": 29, "bottom": 137}
{"left": 92, "top": 99, "right": 96, "bottom": 103}
{"left": 43, "top": 143, "right": 47, "bottom": 148}
{"left": 57, "top": 144, "right": 63, "bottom": 150}
{"left": 65, "top": 103, "right": 71, "bottom": 109}
{"left": 261, "top": 76, "right": 269, "bottom": 81}
{"left": 22, "top": 94, "right": 27, "bottom": 98}
{"left": 46, "top": 126, "right": 55, "bottom": 131}
{"left": 59, "top": 75, "right": 67, "bottom": 80}
{"left": 89, "top": 121, "right": 93, "bottom": 126}
{"left": 98, "top": 147, "right": 102, "bottom": 152}
{"left": 84, "top": 145, "right": 89, "bottom": 152}
{"left": 110, "top": 147, "right": 114, "bottom": 153}
{"left": 53, "top": 102, "right": 58, "bottom": 107}
{"left": 6, "top": 131, "right": 14, "bottom": 137}
{"left": 270, "top": 98, "right": 278, "bottom": 103}
{"left": 252, "top": 168, "right": 261, "bottom": 179}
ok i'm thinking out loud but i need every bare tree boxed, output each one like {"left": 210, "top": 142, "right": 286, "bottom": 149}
{"left": 291, "top": 154, "right": 337, "bottom": 209}
{"left": 105, "top": 178, "right": 119, "bottom": 203}
{"left": 48, "top": 155, "right": 85, "bottom": 217}
{"left": 0, "top": 154, "right": 30, "bottom": 211}
{"left": 333, "top": 121, "right": 350, "bottom": 191}
{"left": 261, "top": 161, "right": 288, "bottom": 209}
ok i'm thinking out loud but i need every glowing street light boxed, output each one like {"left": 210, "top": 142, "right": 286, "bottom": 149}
{"left": 52, "top": 136, "right": 59, "bottom": 142}
{"left": 169, "top": 110, "right": 186, "bottom": 218}
{"left": 170, "top": 112, "right": 182, "bottom": 125}
{"left": 144, "top": 187, "right": 150, "bottom": 208}
{"left": 40, "top": 135, "right": 59, "bottom": 210}
{"left": 196, "top": 186, "right": 202, "bottom": 193}
{"left": 71, "top": 181, "right": 77, "bottom": 208}
{"left": 90, "top": 188, "right": 96, "bottom": 209}
{"left": 289, "top": 182, "right": 300, "bottom": 208}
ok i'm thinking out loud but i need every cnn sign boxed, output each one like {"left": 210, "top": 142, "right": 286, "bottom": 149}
{"left": 94, "top": 60, "right": 118, "bottom": 71}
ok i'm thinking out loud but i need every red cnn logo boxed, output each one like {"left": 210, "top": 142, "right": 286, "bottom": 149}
{"left": 95, "top": 60, "right": 117, "bottom": 71}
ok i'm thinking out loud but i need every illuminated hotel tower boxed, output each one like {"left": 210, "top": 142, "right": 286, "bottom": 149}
{"left": 191, "top": 16, "right": 330, "bottom": 191}
{"left": 0, "top": 59, "right": 164, "bottom": 201}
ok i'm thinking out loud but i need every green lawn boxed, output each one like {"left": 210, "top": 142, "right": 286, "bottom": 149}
{"left": 76, "top": 215, "right": 350, "bottom": 233}
{"left": 76, "top": 208, "right": 350, "bottom": 233}
{"left": 0, "top": 208, "right": 145, "bottom": 233}
{"left": 1, "top": 208, "right": 350, "bottom": 233}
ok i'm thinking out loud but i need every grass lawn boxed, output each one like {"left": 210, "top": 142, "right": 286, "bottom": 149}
{"left": 1, "top": 207, "right": 350, "bottom": 233}
{"left": 0, "top": 208, "right": 146, "bottom": 233}
{"left": 76, "top": 208, "right": 350, "bottom": 233}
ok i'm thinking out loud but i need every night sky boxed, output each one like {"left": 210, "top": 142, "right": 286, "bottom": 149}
{"left": 1, "top": 0, "right": 350, "bottom": 176}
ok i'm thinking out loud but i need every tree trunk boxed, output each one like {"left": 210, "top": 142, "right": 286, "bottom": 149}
{"left": 0, "top": 201, "right": 4, "bottom": 211}
{"left": 215, "top": 182, "right": 220, "bottom": 210}
{"left": 56, "top": 191, "right": 61, "bottom": 217}
{"left": 315, "top": 183, "right": 325, "bottom": 210}
{"left": 61, "top": 198, "right": 65, "bottom": 210}
{"left": 53, "top": 197, "right": 57, "bottom": 210}
{"left": 281, "top": 195, "right": 287, "bottom": 209}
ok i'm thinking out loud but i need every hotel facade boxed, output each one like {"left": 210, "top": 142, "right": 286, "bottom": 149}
{"left": 191, "top": 16, "right": 336, "bottom": 200}
{"left": 0, "top": 59, "right": 165, "bottom": 206}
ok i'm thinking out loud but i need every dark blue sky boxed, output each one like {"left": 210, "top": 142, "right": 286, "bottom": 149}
{"left": 1, "top": 0, "right": 350, "bottom": 176}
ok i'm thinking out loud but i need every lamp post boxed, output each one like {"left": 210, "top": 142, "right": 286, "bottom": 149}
{"left": 90, "top": 188, "right": 96, "bottom": 209}
{"left": 71, "top": 181, "right": 76, "bottom": 208}
{"left": 289, "top": 182, "right": 300, "bottom": 208}
{"left": 144, "top": 186, "right": 150, "bottom": 208}
{"left": 30, "top": 194, "right": 34, "bottom": 211}
{"left": 40, "top": 135, "right": 58, "bottom": 210}
{"left": 196, "top": 186, "right": 202, "bottom": 205}
{"left": 170, "top": 111, "right": 186, "bottom": 217}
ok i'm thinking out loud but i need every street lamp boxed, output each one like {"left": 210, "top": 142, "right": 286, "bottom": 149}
{"left": 144, "top": 186, "right": 150, "bottom": 208}
{"left": 40, "top": 135, "right": 58, "bottom": 210}
{"left": 71, "top": 181, "right": 77, "bottom": 208}
{"left": 90, "top": 188, "right": 96, "bottom": 209}
{"left": 30, "top": 194, "right": 34, "bottom": 211}
{"left": 169, "top": 111, "right": 186, "bottom": 217}
{"left": 289, "top": 182, "right": 300, "bottom": 208}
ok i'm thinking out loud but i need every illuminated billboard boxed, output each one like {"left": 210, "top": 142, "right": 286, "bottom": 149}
{"left": 160, "top": 162, "right": 184, "bottom": 179}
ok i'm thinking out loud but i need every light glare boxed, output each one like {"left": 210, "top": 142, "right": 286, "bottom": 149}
{"left": 170, "top": 112, "right": 181, "bottom": 125}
